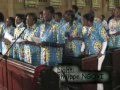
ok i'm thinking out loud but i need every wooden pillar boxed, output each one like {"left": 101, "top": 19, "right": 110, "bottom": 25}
{"left": 101, "top": 0, "right": 109, "bottom": 19}
{"left": 7, "top": 0, "right": 14, "bottom": 17}
{"left": 0, "top": 0, "right": 8, "bottom": 19}
{"left": 85, "top": 0, "right": 92, "bottom": 12}
{"left": 67, "top": 0, "right": 72, "bottom": 10}
{"left": 61, "top": 0, "right": 68, "bottom": 13}
{"left": 60, "top": 0, "right": 73, "bottom": 13}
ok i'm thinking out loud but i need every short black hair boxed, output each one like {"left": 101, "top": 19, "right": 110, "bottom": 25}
{"left": 39, "top": 11, "right": 43, "bottom": 15}
{"left": 65, "top": 10, "right": 75, "bottom": 20}
{"left": 89, "top": 9, "right": 95, "bottom": 18}
{"left": 8, "top": 17, "right": 15, "bottom": 27}
{"left": 72, "top": 5, "right": 78, "bottom": 12}
{"left": 44, "top": 6, "right": 55, "bottom": 14}
{"left": 26, "top": 13, "right": 37, "bottom": 23}
{"left": 0, "top": 12, "right": 4, "bottom": 22}
{"left": 101, "top": 14, "right": 105, "bottom": 20}
{"left": 15, "top": 14, "right": 25, "bottom": 20}
{"left": 55, "top": 12, "right": 62, "bottom": 18}
{"left": 83, "top": 13, "right": 94, "bottom": 22}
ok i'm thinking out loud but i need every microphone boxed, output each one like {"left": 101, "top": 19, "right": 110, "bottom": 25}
{"left": 2, "top": 27, "right": 26, "bottom": 90}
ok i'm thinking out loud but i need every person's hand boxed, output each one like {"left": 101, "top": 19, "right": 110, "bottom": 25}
{"left": 97, "top": 53, "right": 103, "bottom": 58}
{"left": 4, "top": 39, "right": 11, "bottom": 45}
{"left": 40, "top": 42, "right": 47, "bottom": 47}
{"left": 68, "top": 37, "right": 73, "bottom": 41}
{"left": 19, "top": 40, "right": 29, "bottom": 44}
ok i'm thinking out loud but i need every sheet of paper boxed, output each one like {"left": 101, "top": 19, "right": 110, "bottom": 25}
{"left": 4, "top": 32, "right": 14, "bottom": 42}
{"left": 1, "top": 42, "right": 7, "bottom": 55}
{"left": 32, "top": 37, "right": 40, "bottom": 43}
{"left": 11, "top": 39, "right": 25, "bottom": 43}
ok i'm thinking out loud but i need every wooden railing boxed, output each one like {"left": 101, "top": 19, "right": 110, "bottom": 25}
{"left": 0, "top": 48, "right": 120, "bottom": 90}
{"left": 0, "top": 55, "right": 98, "bottom": 90}
{"left": 0, "top": 56, "right": 35, "bottom": 90}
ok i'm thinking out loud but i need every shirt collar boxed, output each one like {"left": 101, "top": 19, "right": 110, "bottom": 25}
{"left": 6, "top": 25, "right": 13, "bottom": 29}
{"left": 27, "top": 24, "right": 37, "bottom": 30}
{"left": 16, "top": 22, "right": 24, "bottom": 28}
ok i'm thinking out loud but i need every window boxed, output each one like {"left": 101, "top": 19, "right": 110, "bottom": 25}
{"left": 24, "top": 0, "right": 39, "bottom": 8}
{"left": 76, "top": 0, "right": 86, "bottom": 7}
{"left": 114, "top": 0, "right": 120, "bottom": 7}
{"left": 92, "top": 0, "right": 100, "bottom": 8}
{"left": 50, "top": 0, "right": 61, "bottom": 6}
{"left": 109, "top": 0, "right": 115, "bottom": 9}
{"left": 39, "top": 0, "right": 48, "bottom": 2}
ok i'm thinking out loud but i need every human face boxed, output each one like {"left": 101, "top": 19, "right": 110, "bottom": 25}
{"left": 15, "top": 16, "right": 22, "bottom": 26}
{"left": 39, "top": 14, "right": 43, "bottom": 21}
{"left": 114, "top": 8, "right": 120, "bottom": 18}
{"left": 83, "top": 17, "right": 88, "bottom": 26}
{"left": 6, "top": 18, "right": 11, "bottom": 27}
{"left": 72, "top": 8, "right": 76, "bottom": 14}
{"left": 43, "top": 10, "right": 52, "bottom": 22}
{"left": 63, "top": 13, "right": 71, "bottom": 22}
{"left": 26, "top": 15, "right": 34, "bottom": 27}
{"left": 54, "top": 15, "right": 61, "bottom": 22}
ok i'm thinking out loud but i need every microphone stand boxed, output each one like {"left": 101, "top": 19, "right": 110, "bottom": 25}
{"left": 2, "top": 28, "right": 26, "bottom": 90}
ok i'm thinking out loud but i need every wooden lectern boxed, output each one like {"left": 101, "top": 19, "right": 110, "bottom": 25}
{"left": 81, "top": 55, "right": 98, "bottom": 90}
{"left": 0, "top": 56, "right": 35, "bottom": 90}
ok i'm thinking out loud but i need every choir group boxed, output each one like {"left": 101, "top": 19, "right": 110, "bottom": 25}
{"left": 0, "top": 5, "right": 119, "bottom": 70}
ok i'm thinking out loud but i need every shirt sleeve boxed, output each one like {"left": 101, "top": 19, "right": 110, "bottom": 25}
{"left": 100, "top": 41, "right": 107, "bottom": 54}
{"left": 108, "top": 19, "right": 117, "bottom": 35}
{"left": 81, "top": 42, "right": 85, "bottom": 52}
{"left": 57, "top": 25, "right": 66, "bottom": 44}
{"left": 98, "top": 26, "right": 108, "bottom": 42}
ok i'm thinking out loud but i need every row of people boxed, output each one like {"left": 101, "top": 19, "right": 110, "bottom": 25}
{"left": 0, "top": 6, "right": 119, "bottom": 68}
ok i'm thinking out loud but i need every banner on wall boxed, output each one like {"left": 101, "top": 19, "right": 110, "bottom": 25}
{"left": 76, "top": 0, "right": 86, "bottom": 7}
{"left": 24, "top": 0, "right": 39, "bottom": 8}
{"left": 92, "top": 0, "right": 100, "bottom": 8}
{"left": 114, "top": 0, "right": 120, "bottom": 7}
{"left": 109, "top": 0, "right": 115, "bottom": 9}
{"left": 50, "top": 0, "right": 61, "bottom": 7}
